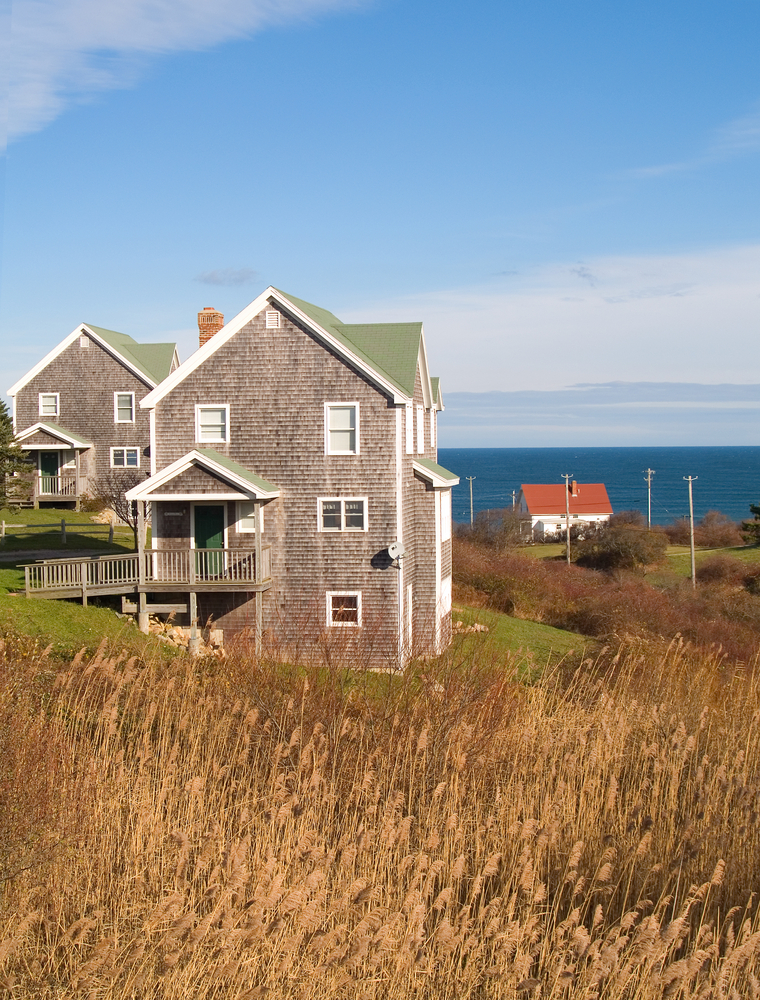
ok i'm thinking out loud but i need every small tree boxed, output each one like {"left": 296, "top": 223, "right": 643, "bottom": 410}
{"left": 86, "top": 470, "right": 145, "bottom": 550}
{"left": 743, "top": 503, "right": 760, "bottom": 546}
{"left": 575, "top": 525, "right": 667, "bottom": 572}
{"left": 0, "top": 400, "right": 33, "bottom": 508}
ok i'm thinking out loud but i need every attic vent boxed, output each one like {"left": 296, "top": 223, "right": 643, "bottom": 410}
{"left": 79, "top": 335, "right": 89, "bottom": 348}
{"left": 265, "top": 310, "right": 280, "bottom": 329}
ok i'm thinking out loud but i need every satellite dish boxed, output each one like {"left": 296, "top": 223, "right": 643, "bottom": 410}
{"left": 388, "top": 541, "right": 406, "bottom": 561}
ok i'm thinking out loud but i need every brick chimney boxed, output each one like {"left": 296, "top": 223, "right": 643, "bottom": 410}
{"left": 198, "top": 307, "right": 224, "bottom": 347}
{"left": 571, "top": 480, "right": 579, "bottom": 496}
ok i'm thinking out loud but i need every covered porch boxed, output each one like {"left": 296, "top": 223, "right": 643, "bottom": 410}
{"left": 16, "top": 422, "right": 92, "bottom": 508}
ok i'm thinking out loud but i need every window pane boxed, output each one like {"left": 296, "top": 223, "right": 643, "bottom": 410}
{"left": 112, "top": 450, "right": 125, "bottom": 467}
{"left": 344, "top": 500, "right": 364, "bottom": 529}
{"left": 199, "top": 407, "right": 226, "bottom": 441}
{"left": 126, "top": 449, "right": 138, "bottom": 467}
{"left": 117, "top": 394, "right": 133, "bottom": 421}
{"left": 321, "top": 501, "right": 341, "bottom": 530}
{"left": 331, "top": 595, "right": 358, "bottom": 623}
{"left": 328, "top": 406, "right": 356, "bottom": 453}
{"left": 238, "top": 501, "right": 257, "bottom": 532}
{"left": 41, "top": 394, "right": 58, "bottom": 416}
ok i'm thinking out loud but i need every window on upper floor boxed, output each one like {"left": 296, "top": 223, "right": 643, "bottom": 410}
{"left": 325, "top": 403, "right": 359, "bottom": 455}
{"left": 114, "top": 392, "right": 135, "bottom": 423}
{"left": 327, "top": 591, "right": 362, "bottom": 627}
{"left": 195, "top": 404, "right": 229, "bottom": 444}
{"left": 111, "top": 447, "right": 140, "bottom": 468}
{"left": 39, "top": 393, "right": 59, "bottom": 417}
{"left": 319, "top": 498, "right": 367, "bottom": 532}
{"left": 416, "top": 405, "right": 424, "bottom": 454}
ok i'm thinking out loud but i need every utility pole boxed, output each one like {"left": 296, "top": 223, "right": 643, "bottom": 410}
{"left": 467, "top": 476, "right": 476, "bottom": 526}
{"left": 561, "top": 473, "right": 574, "bottom": 565}
{"left": 684, "top": 476, "right": 697, "bottom": 589}
{"left": 644, "top": 468, "right": 655, "bottom": 529}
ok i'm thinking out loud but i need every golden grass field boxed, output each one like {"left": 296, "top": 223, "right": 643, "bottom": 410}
{"left": 3, "top": 622, "right": 760, "bottom": 999}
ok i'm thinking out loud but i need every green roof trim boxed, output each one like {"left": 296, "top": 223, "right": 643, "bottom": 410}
{"left": 196, "top": 449, "right": 280, "bottom": 495}
{"left": 86, "top": 325, "right": 177, "bottom": 384}
{"left": 273, "top": 289, "right": 422, "bottom": 399}
{"left": 413, "top": 457, "right": 460, "bottom": 485}
{"left": 37, "top": 422, "right": 92, "bottom": 447}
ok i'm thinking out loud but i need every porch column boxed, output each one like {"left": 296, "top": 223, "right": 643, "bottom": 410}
{"left": 137, "top": 501, "right": 148, "bottom": 633}
{"left": 74, "top": 451, "right": 81, "bottom": 511}
{"left": 255, "top": 502, "right": 263, "bottom": 658}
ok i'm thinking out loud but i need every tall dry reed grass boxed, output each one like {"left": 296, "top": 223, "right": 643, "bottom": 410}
{"left": 2, "top": 630, "right": 760, "bottom": 998}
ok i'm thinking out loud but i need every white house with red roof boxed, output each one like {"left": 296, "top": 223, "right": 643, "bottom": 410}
{"left": 517, "top": 481, "right": 612, "bottom": 537}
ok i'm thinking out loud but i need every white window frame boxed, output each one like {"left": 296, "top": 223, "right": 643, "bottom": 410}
{"left": 114, "top": 391, "right": 135, "bottom": 424}
{"left": 317, "top": 497, "right": 368, "bottom": 532}
{"left": 326, "top": 591, "right": 362, "bottom": 628}
{"left": 38, "top": 392, "right": 59, "bottom": 417}
{"left": 430, "top": 408, "right": 436, "bottom": 450}
{"left": 324, "top": 402, "right": 360, "bottom": 455}
{"left": 110, "top": 447, "right": 140, "bottom": 469}
{"left": 236, "top": 500, "right": 259, "bottom": 534}
{"left": 416, "top": 405, "right": 424, "bottom": 454}
{"left": 405, "top": 402, "right": 414, "bottom": 454}
{"left": 195, "top": 404, "right": 230, "bottom": 444}
{"left": 441, "top": 489, "right": 452, "bottom": 543}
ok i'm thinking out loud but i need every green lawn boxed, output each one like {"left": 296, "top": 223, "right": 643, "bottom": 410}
{"left": 451, "top": 603, "right": 591, "bottom": 669}
{"left": 0, "top": 506, "right": 138, "bottom": 553}
{"left": 642, "top": 544, "right": 760, "bottom": 586}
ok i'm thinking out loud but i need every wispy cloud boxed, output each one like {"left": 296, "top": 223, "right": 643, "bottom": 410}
{"left": 628, "top": 106, "right": 760, "bottom": 179}
{"left": 195, "top": 267, "right": 258, "bottom": 286}
{"left": 6, "top": 0, "right": 365, "bottom": 144}
{"left": 341, "top": 244, "right": 760, "bottom": 393}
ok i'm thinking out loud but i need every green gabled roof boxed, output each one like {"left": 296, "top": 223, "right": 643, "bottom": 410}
{"left": 413, "top": 457, "right": 459, "bottom": 484}
{"left": 196, "top": 449, "right": 280, "bottom": 494}
{"left": 36, "top": 423, "right": 92, "bottom": 447}
{"left": 86, "top": 325, "right": 177, "bottom": 384}
{"left": 273, "top": 289, "right": 422, "bottom": 399}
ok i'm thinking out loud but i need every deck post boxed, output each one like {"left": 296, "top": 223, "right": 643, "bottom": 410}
{"left": 61, "top": 519, "right": 67, "bottom": 545}
{"left": 0, "top": 521, "right": 4, "bottom": 546}
{"left": 80, "top": 561, "right": 88, "bottom": 607}
{"left": 74, "top": 451, "right": 81, "bottom": 511}
{"left": 138, "top": 591, "right": 149, "bottom": 634}
{"left": 188, "top": 591, "right": 200, "bottom": 655}
{"left": 254, "top": 503, "right": 263, "bottom": 658}
{"left": 137, "top": 503, "right": 146, "bottom": 586}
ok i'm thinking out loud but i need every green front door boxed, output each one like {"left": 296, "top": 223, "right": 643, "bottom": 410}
{"left": 39, "top": 451, "right": 59, "bottom": 494}
{"left": 194, "top": 505, "right": 225, "bottom": 577}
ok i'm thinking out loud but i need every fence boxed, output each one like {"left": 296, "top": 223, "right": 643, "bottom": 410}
{"left": 0, "top": 518, "right": 124, "bottom": 546}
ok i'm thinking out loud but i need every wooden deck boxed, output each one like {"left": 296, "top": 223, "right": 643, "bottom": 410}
{"left": 23, "top": 547, "right": 272, "bottom": 602}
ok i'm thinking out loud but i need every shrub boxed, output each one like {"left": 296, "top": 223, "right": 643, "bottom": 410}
{"left": 695, "top": 510, "right": 744, "bottom": 547}
{"left": 608, "top": 509, "right": 646, "bottom": 529}
{"left": 574, "top": 526, "right": 668, "bottom": 571}
{"left": 695, "top": 554, "right": 747, "bottom": 585}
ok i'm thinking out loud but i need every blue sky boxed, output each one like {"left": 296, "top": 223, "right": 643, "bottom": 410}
{"left": 2, "top": 0, "right": 760, "bottom": 441}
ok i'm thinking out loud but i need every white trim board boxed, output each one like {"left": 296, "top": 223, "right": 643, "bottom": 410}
{"left": 125, "top": 450, "right": 280, "bottom": 502}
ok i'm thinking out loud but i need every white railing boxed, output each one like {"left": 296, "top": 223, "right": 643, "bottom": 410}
{"left": 24, "top": 546, "right": 272, "bottom": 595}
{"left": 36, "top": 473, "right": 79, "bottom": 497}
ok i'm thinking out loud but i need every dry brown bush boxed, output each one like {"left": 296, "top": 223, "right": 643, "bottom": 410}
{"left": 2, "top": 629, "right": 760, "bottom": 997}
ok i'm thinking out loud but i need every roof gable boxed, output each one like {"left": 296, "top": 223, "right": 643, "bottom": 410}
{"left": 7, "top": 324, "right": 179, "bottom": 396}
{"left": 520, "top": 483, "right": 613, "bottom": 516}
{"left": 17, "top": 422, "right": 92, "bottom": 449}
{"left": 125, "top": 449, "right": 280, "bottom": 502}
{"left": 141, "top": 286, "right": 434, "bottom": 408}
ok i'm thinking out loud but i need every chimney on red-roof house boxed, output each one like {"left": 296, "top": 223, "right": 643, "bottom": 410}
{"left": 198, "top": 307, "right": 224, "bottom": 347}
{"left": 571, "top": 481, "right": 579, "bottom": 496}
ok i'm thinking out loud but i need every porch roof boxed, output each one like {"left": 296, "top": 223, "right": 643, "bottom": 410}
{"left": 412, "top": 458, "right": 460, "bottom": 488}
{"left": 125, "top": 449, "right": 280, "bottom": 502}
{"left": 17, "top": 422, "right": 92, "bottom": 449}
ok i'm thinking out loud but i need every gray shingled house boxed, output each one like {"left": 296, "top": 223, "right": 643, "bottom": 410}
{"left": 8, "top": 324, "right": 178, "bottom": 507}
{"left": 126, "top": 287, "right": 458, "bottom": 666}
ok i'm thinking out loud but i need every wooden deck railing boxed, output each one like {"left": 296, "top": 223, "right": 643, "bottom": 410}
{"left": 24, "top": 546, "right": 272, "bottom": 596}
{"left": 36, "top": 472, "right": 79, "bottom": 497}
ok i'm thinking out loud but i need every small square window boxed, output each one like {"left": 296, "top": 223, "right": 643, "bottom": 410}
{"left": 265, "top": 310, "right": 280, "bottom": 329}
{"left": 319, "top": 498, "right": 367, "bottom": 531}
{"left": 325, "top": 403, "right": 358, "bottom": 455}
{"left": 327, "top": 592, "right": 361, "bottom": 627}
{"left": 196, "top": 405, "right": 229, "bottom": 443}
{"left": 114, "top": 392, "right": 135, "bottom": 423}
{"left": 39, "top": 393, "right": 59, "bottom": 417}
{"left": 111, "top": 447, "right": 140, "bottom": 468}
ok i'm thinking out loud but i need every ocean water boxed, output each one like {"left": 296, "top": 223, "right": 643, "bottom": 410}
{"left": 439, "top": 447, "right": 760, "bottom": 526}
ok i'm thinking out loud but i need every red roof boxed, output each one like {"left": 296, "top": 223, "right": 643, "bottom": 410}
{"left": 520, "top": 483, "right": 612, "bottom": 517}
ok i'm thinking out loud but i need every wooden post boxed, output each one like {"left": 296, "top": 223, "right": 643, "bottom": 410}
{"left": 684, "top": 476, "right": 698, "bottom": 589}
{"left": 138, "top": 591, "right": 149, "bottom": 634}
{"left": 0, "top": 521, "right": 4, "bottom": 546}
{"left": 254, "top": 502, "right": 263, "bottom": 658}
{"left": 188, "top": 591, "right": 200, "bottom": 655}
{"left": 80, "top": 561, "right": 88, "bottom": 607}
{"left": 108, "top": 522, "right": 114, "bottom": 544}
{"left": 74, "top": 451, "right": 81, "bottom": 511}
{"left": 61, "top": 519, "right": 66, "bottom": 545}
{"left": 137, "top": 503, "right": 145, "bottom": 586}
{"left": 561, "top": 474, "right": 574, "bottom": 565}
